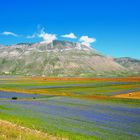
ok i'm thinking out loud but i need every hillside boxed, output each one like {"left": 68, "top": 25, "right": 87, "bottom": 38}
{"left": 0, "top": 40, "right": 131, "bottom": 77}
{"left": 115, "top": 57, "right": 140, "bottom": 74}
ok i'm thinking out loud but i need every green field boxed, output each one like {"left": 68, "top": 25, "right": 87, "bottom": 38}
{"left": 0, "top": 77, "right": 140, "bottom": 140}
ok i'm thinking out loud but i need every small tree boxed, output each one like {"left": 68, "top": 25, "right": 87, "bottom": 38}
{"left": 12, "top": 97, "right": 18, "bottom": 100}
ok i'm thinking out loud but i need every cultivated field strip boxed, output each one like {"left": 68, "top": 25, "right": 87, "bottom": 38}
{"left": 0, "top": 77, "right": 140, "bottom": 140}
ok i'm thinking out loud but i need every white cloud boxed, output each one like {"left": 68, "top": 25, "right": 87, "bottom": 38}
{"left": 1, "top": 31, "right": 18, "bottom": 37}
{"left": 26, "top": 28, "right": 57, "bottom": 44}
{"left": 81, "top": 42, "right": 90, "bottom": 47}
{"left": 38, "top": 28, "right": 57, "bottom": 44}
{"left": 61, "top": 33, "right": 77, "bottom": 39}
{"left": 79, "top": 36, "right": 96, "bottom": 47}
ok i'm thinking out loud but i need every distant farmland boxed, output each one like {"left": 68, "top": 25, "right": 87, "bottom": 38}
{"left": 0, "top": 77, "right": 140, "bottom": 140}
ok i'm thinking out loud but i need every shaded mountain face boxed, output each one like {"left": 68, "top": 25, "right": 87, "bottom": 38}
{"left": 115, "top": 57, "right": 140, "bottom": 73}
{"left": 0, "top": 40, "right": 129, "bottom": 77}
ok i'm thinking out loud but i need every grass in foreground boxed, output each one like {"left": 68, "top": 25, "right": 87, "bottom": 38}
{"left": 0, "top": 119, "right": 67, "bottom": 140}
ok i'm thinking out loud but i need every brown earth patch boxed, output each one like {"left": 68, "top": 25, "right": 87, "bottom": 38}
{"left": 113, "top": 91, "right": 140, "bottom": 99}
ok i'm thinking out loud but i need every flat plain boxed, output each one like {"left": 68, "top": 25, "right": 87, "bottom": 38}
{"left": 0, "top": 76, "right": 140, "bottom": 140}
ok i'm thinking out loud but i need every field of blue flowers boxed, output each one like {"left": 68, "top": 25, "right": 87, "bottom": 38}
{"left": 0, "top": 77, "right": 140, "bottom": 140}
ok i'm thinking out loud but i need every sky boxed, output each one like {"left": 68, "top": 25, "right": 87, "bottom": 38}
{"left": 0, "top": 0, "right": 140, "bottom": 59}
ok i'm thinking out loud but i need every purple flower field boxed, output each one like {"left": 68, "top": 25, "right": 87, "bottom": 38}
{"left": 0, "top": 91, "right": 43, "bottom": 99}
{"left": 0, "top": 95, "right": 140, "bottom": 139}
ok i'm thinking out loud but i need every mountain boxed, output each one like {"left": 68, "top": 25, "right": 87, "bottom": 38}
{"left": 115, "top": 57, "right": 140, "bottom": 74}
{"left": 0, "top": 40, "right": 133, "bottom": 77}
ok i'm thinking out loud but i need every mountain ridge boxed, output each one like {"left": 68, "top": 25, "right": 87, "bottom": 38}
{"left": 114, "top": 57, "right": 140, "bottom": 73}
{"left": 0, "top": 40, "right": 139, "bottom": 77}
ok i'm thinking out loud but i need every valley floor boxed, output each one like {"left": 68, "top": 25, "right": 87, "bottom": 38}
{"left": 0, "top": 76, "right": 140, "bottom": 140}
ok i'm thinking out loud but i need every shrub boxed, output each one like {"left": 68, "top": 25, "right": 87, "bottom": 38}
{"left": 11, "top": 97, "right": 18, "bottom": 100}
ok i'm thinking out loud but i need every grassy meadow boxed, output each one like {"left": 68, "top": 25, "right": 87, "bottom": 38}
{"left": 0, "top": 76, "right": 140, "bottom": 140}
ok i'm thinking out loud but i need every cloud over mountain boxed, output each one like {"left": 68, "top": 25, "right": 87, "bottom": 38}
{"left": 61, "top": 33, "right": 77, "bottom": 39}
{"left": 1, "top": 27, "right": 96, "bottom": 48}
{"left": 26, "top": 27, "right": 57, "bottom": 44}
{"left": 36, "top": 28, "right": 57, "bottom": 44}
{"left": 80, "top": 36, "right": 96, "bottom": 47}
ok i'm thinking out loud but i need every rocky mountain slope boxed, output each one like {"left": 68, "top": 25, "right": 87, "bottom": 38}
{"left": 0, "top": 40, "right": 137, "bottom": 77}
{"left": 115, "top": 57, "right": 140, "bottom": 73}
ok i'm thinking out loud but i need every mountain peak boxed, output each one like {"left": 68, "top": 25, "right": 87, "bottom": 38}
{"left": 7, "top": 40, "right": 96, "bottom": 53}
{"left": 0, "top": 40, "right": 139, "bottom": 77}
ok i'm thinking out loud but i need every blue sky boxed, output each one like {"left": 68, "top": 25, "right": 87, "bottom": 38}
{"left": 0, "top": 0, "right": 140, "bottom": 59}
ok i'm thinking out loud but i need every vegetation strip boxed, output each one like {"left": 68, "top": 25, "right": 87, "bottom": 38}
{"left": 0, "top": 119, "right": 68, "bottom": 140}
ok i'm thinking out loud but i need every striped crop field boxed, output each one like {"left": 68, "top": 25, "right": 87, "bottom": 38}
{"left": 0, "top": 76, "right": 140, "bottom": 140}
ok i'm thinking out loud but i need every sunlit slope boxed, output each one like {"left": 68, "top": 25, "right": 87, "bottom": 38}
{"left": 0, "top": 40, "right": 126, "bottom": 77}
